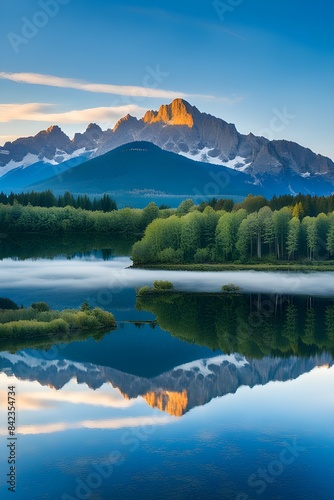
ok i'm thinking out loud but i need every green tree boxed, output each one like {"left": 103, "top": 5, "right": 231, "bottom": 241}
{"left": 237, "top": 194, "right": 268, "bottom": 213}
{"left": 286, "top": 217, "right": 301, "bottom": 260}
{"left": 302, "top": 216, "right": 317, "bottom": 260}
{"left": 176, "top": 199, "right": 195, "bottom": 216}
{"left": 292, "top": 202, "right": 304, "bottom": 219}
{"left": 315, "top": 213, "right": 330, "bottom": 259}
{"left": 272, "top": 207, "right": 292, "bottom": 259}
{"left": 180, "top": 211, "right": 202, "bottom": 261}
{"left": 201, "top": 206, "right": 219, "bottom": 247}
{"left": 216, "top": 209, "right": 246, "bottom": 261}
{"left": 326, "top": 215, "right": 334, "bottom": 257}
{"left": 141, "top": 202, "right": 160, "bottom": 229}
{"left": 236, "top": 217, "right": 251, "bottom": 260}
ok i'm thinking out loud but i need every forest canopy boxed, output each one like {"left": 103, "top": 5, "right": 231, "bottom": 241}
{"left": 132, "top": 196, "right": 334, "bottom": 265}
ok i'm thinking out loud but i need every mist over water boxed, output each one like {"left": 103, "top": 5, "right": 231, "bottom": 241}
{"left": 1, "top": 257, "right": 334, "bottom": 297}
{"left": 1, "top": 256, "right": 334, "bottom": 500}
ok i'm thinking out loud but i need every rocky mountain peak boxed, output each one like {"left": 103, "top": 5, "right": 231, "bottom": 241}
{"left": 35, "top": 125, "right": 71, "bottom": 145}
{"left": 86, "top": 123, "right": 102, "bottom": 133}
{"left": 142, "top": 98, "right": 195, "bottom": 127}
{"left": 72, "top": 123, "right": 104, "bottom": 149}
{"left": 45, "top": 125, "right": 63, "bottom": 135}
{"left": 113, "top": 113, "right": 138, "bottom": 132}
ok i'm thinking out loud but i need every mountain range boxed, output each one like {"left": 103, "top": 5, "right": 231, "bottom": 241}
{"left": 1, "top": 98, "right": 333, "bottom": 204}
{"left": 1, "top": 350, "right": 331, "bottom": 417}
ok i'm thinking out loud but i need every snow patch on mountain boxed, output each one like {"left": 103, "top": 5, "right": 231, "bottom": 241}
{"left": 179, "top": 149, "right": 251, "bottom": 172}
{"left": 0, "top": 153, "right": 41, "bottom": 177}
{"left": 175, "top": 354, "right": 248, "bottom": 377}
{"left": 53, "top": 147, "right": 90, "bottom": 163}
{"left": 0, "top": 147, "right": 92, "bottom": 179}
{"left": 0, "top": 351, "right": 89, "bottom": 373}
{"left": 179, "top": 148, "right": 226, "bottom": 166}
{"left": 223, "top": 156, "right": 252, "bottom": 172}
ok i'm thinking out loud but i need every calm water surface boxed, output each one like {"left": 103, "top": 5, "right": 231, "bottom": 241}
{"left": 0, "top": 252, "right": 333, "bottom": 500}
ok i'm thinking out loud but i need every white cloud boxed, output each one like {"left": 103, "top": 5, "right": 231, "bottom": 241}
{"left": 216, "top": 95, "right": 243, "bottom": 105}
{"left": 0, "top": 416, "right": 173, "bottom": 436}
{"left": 0, "top": 71, "right": 205, "bottom": 99}
{"left": 0, "top": 103, "right": 47, "bottom": 122}
{"left": 0, "top": 102, "right": 146, "bottom": 124}
{"left": 0, "top": 134, "right": 19, "bottom": 145}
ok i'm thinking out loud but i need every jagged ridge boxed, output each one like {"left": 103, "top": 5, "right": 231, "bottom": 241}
{"left": 1, "top": 98, "right": 334, "bottom": 196}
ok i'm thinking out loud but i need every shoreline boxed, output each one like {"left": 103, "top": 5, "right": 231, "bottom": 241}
{"left": 132, "top": 263, "right": 334, "bottom": 272}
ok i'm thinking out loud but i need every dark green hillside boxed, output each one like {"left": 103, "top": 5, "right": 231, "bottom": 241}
{"left": 31, "top": 142, "right": 263, "bottom": 206}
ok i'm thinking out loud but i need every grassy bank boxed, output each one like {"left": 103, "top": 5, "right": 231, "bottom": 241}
{"left": 0, "top": 328, "right": 107, "bottom": 354}
{"left": 0, "top": 301, "right": 116, "bottom": 340}
{"left": 133, "top": 262, "right": 334, "bottom": 272}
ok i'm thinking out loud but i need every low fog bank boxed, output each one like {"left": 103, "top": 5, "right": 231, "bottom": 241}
{"left": 1, "top": 258, "right": 334, "bottom": 298}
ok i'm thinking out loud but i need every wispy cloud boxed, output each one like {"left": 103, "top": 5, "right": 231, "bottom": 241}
{"left": 0, "top": 103, "right": 146, "bottom": 124}
{"left": 216, "top": 95, "right": 243, "bottom": 105}
{"left": 0, "top": 415, "right": 173, "bottom": 436}
{"left": 0, "top": 71, "right": 213, "bottom": 99}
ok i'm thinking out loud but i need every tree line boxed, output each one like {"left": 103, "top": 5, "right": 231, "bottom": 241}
{"left": 3, "top": 192, "right": 334, "bottom": 257}
{"left": 198, "top": 193, "right": 334, "bottom": 217}
{"left": 0, "top": 201, "right": 172, "bottom": 235}
{"left": 3, "top": 191, "right": 334, "bottom": 217}
{"left": 132, "top": 203, "right": 334, "bottom": 264}
{"left": 0, "top": 190, "right": 117, "bottom": 212}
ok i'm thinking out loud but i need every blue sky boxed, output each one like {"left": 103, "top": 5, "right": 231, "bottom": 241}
{"left": 0, "top": 0, "right": 333, "bottom": 158}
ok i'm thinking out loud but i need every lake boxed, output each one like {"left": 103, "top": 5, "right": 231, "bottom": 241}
{"left": 0, "top": 244, "right": 333, "bottom": 499}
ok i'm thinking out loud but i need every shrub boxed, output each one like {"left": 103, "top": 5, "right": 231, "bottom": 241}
{"left": 0, "top": 318, "right": 69, "bottom": 338}
{"left": 74, "top": 312, "right": 100, "bottom": 330}
{"left": 58, "top": 311, "right": 80, "bottom": 327}
{"left": 0, "top": 303, "right": 116, "bottom": 338}
{"left": 221, "top": 283, "right": 243, "bottom": 293}
{"left": 136, "top": 286, "right": 153, "bottom": 296}
{"left": 31, "top": 302, "right": 51, "bottom": 312}
{"left": 0, "top": 308, "right": 37, "bottom": 324}
{"left": 37, "top": 311, "right": 59, "bottom": 322}
{"left": 153, "top": 280, "right": 174, "bottom": 291}
{"left": 49, "top": 318, "right": 70, "bottom": 334}
{"left": 92, "top": 308, "right": 116, "bottom": 328}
